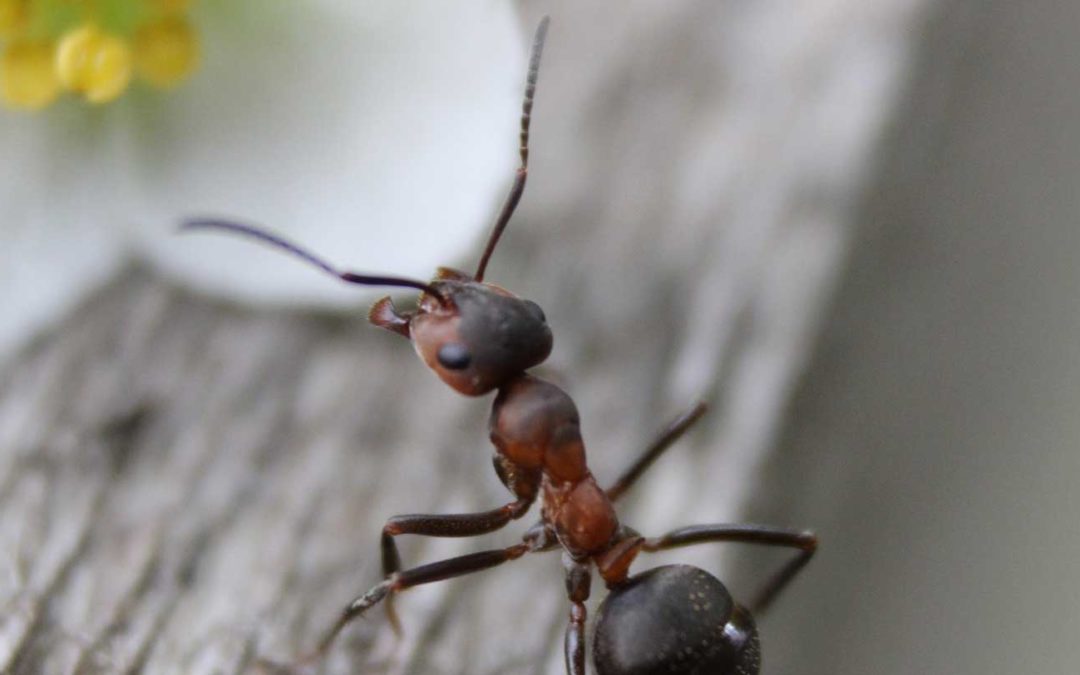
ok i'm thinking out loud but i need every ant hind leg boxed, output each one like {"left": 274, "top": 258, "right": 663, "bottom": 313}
{"left": 605, "top": 401, "right": 708, "bottom": 501}
{"left": 642, "top": 523, "right": 817, "bottom": 613}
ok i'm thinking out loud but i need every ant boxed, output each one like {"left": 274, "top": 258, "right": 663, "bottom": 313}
{"left": 183, "top": 17, "right": 816, "bottom": 675}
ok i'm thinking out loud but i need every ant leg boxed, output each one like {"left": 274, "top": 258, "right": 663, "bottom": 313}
{"left": 284, "top": 543, "right": 531, "bottom": 671}
{"left": 563, "top": 557, "right": 592, "bottom": 675}
{"left": 381, "top": 498, "right": 534, "bottom": 573}
{"left": 522, "top": 519, "right": 561, "bottom": 552}
{"left": 642, "top": 524, "right": 817, "bottom": 614}
{"left": 380, "top": 497, "right": 534, "bottom": 630}
{"left": 605, "top": 402, "right": 708, "bottom": 501}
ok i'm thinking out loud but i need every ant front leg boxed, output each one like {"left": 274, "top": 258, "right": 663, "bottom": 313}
{"left": 379, "top": 495, "right": 534, "bottom": 630}
{"left": 642, "top": 524, "right": 818, "bottom": 613}
{"left": 381, "top": 458, "right": 539, "bottom": 579}
{"left": 381, "top": 497, "right": 535, "bottom": 574}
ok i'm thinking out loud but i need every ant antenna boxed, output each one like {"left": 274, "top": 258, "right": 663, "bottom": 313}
{"left": 473, "top": 16, "right": 550, "bottom": 282}
{"left": 181, "top": 219, "right": 448, "bottom": 304}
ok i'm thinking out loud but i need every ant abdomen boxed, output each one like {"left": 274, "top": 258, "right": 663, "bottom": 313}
{"left": 593, "top": 565, "right": 761, "bottom": 675}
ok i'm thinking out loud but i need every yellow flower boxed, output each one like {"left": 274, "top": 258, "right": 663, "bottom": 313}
{"left": 0, "top": 39, "right": 59, "bottom": 109}
{"left": 56, "top": 25, "right": 133, "bottom": 104}
{"left": 0, "top": 0, "right": 28, "bottom": 39}
{"left": 134, "top": 15, "right": 198, "bottom": 88}
{"left": 0, "top": 0, "right": 202, "bottom": 110}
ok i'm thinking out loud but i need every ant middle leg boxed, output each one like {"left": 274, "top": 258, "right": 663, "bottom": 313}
{"left": 562, "top": 556, "right": 592, "bottom": 675}
{"left": 277, "top": 542, "right": 532, "bottom": 672}
{"left": 606, "top": 401, "right": 708, "bottom": 501}
{"left": 642, "top": 524, "right": 817, "bottom": 613}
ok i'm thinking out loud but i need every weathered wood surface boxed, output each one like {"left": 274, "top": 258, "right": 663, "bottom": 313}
{"left": 0, "top": 2, "right": 936, "bottom": 674}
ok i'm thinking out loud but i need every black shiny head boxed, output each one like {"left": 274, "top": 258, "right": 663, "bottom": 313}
{"left": 407, "top": 280, "right": 553, "bottom": 396}
{"left": 593, "top": 565, "right": 760, "bottom": 675}
{"left": 179, "top": 17, "right": 557, "bottom": 401}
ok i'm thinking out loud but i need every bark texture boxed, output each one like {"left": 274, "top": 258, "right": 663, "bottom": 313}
{"left": 0, "top": 2, "right": 935, "bottom": 674}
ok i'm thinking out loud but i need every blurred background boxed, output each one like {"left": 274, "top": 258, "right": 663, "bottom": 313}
{"left": 759, "top": 2, "right": 1080, "bottom": 673}
{"left": 1, "top": 1, "right": 1078, "bottom": 674}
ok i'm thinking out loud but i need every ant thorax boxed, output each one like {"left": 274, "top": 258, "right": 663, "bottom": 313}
{"left": 490, "top": 375, "right": 620, "bottom": 559}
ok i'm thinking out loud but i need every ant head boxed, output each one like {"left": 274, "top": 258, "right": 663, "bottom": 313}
{"left": 355, "top": 16, "right": 554, "bottom": 396}
{"left": 178, "top": 215, "right": 554, "bottom": 396}
{"left": 181, "top": 18, "right": 553, "bottom": 397}
{"left": 370, "top": 272, "right": 552, "bottom": 396}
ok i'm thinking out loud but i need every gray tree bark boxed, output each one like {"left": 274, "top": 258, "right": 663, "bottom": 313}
{"left": 0, "top": 2, "right": 936, "bottom": 674}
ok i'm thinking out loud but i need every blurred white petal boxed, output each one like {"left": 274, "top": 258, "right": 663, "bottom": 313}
{"left": 0, "top": 2, "right": 524, "bottom": 362}
{"left": 135, "top": 1, "right": 525, "bottom": 306}
{"left": 0, "top": 106, "right": 130, "bottom": 359}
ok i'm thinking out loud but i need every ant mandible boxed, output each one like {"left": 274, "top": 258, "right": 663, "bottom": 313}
{"left": 184, "top": 17, "right": 817, "bottom": 675}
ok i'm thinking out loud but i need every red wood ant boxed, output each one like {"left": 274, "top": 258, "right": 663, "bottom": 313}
{"left": 183, "top": 17, "right": 816, "bottom": 675}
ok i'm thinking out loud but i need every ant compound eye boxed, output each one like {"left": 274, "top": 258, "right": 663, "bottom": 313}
{"left": 437, "top": 342, "right": 472, "bottom": 370}
{"left": 523, "top": 299, "right": 546, "bottom": 324}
